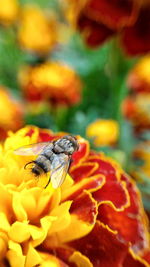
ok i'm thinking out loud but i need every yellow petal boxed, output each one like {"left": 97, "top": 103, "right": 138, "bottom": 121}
{"left": 49, "top": 201, "right": 72, "bottom": 234}
{"left": 25, "top": 244, "right": 42, "bottom": 267}
{"left": 39, "top": 252, "right": 67, "bottom": 267}
{"left": 12, "top": 192, "right": 27, "bottom": 221}
{"left": 48, "top": 188, "right": 61, "bottom": 211}
{"left": 56, "top": 214, "right": 94, "bottom": 243}
{"left": 29, "top": 216, "right": 55, "bottom": 247}
{"left": 0, "top": 232, "right": 8, "bottom": 260}
{"left": 35, "top": 190, "right": 53, "bottom": 217}
{"left": 0, "top": 184, "right": 12, "bottom": 215}
{"left": 69, "top": 251, "right": 93, "bottom": 267}
{"left": 39, "top": 252, "right": 66, "bottom": 267}
{"left": 7, "top": 241, "right": 25, "bottom": 267}
{"left": 8, "top": 221, "right": 30, "bottom": 243}
{"left": 60, "top": 174, "right": 74, "bottom": 191}
{"left": 0, "top": 212, "right": 10, "bottom": 232}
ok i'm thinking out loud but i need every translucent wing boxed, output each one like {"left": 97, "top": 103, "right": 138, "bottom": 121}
{"left": 50, "top": 154, "right": 70, "bottom": 188}
{"left": 14, "top": 142, "right": 51, "bottom": 156}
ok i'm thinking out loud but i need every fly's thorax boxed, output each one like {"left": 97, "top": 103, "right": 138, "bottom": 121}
{"left": 42, "top": 143, "right": 54, "bottom": 157}
{"left": 41, "top": 147, "right": 53, "bottom": 159}
{"left": 53, "top": 136, "right": 76, "bottom": 155}
{"left": 51, "top": 153, "right": 67, "bottom": 169}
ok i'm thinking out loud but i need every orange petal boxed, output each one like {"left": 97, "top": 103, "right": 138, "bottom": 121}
{"left": 61, "top": 174, "right": 105, "bottom": 201}
{"left": 92, "top": 180, "right": 129, "bottom": 210}
{"left": 70, "top": 162, "right": 99, "bottom": 182}
{"left": 70, "top": 190, "right": 98, "bottom": 224}
{"left": 70, "top": 221, "right": 128, "bottom": 267}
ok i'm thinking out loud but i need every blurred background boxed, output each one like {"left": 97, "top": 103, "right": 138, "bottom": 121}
{"left": 0, "top": 0, "right": 150, "bottom": 210}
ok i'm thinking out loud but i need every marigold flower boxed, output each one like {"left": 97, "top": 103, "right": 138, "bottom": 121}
{"left": 64, "top": 0, "right": 150, "bottom": 55}
{"left": 19, "top": 62, "right": 81, "bottom": 106}
{"left": 127, "top": 56, "right": 150, "bottom": 93}
{"left": 0, "top": 87, "right": 24, "bottom": 140}
{"left": 133, "top": 140, "right": 150, "bottom": 178}
{"left": 0, "top": 0, "right": 18, "bottom": 25}
{"left": 122, "top": 94, "right": 150, "bottom": 132}
{"left": 18, "top": 5, "right": 58, "bottom": 54}
{"left": 0, "top": 125, "right": 149, "bottom": 266}
{"left": 86, "top": 119, "right": 119, "bottom": 146}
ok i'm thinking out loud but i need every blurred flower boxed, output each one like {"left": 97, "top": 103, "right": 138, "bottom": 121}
{"left": 86, "top": 119, "right": 119, "bottom": 146}
{"left": 18, "top": 5, "right": 58, "bottom": 54}
{"left": 64, "top": 0, "right": 150, "bottom": 55}
{"left": 0, "top": 125, "right": 149, "bottom": 266}
{"left": 19, "top": 61, "right": 82, "bottom": 106}
{"left": 127, "top": 56, "right": 150, "bottom": 93}
{"left": 0, "top": 0, "right": 18, "bottom": 25}
{"left": 122, "top": 94, "right": 150, "bottom": 132}
{"left": 0, "top": 87, "right": 24, "bottom": 140}
{"left": 133, "top": 140, "right": 150, "bottom": 178}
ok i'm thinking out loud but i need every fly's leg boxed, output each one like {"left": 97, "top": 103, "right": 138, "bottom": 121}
{"left": 44, "top": 178, "right": 51, "bottom": 188}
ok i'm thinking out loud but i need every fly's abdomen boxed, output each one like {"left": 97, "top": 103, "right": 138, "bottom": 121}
{"left": 34, "top": 155, "right": 51, "bottom": 174}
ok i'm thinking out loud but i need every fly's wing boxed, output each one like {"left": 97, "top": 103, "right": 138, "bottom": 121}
{"left": 50, "top": 154, "right": 70, "bottom": 188}
{"left": 14, "top": 142, "right": 52, "bottom": 156}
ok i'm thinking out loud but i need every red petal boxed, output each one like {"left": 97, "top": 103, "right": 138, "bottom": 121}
{"left": 38, "top": 246, "right": 74, "bottom": 267}
{"left": 70, "top": 191, "right": 97, "bottom": 224}
{"left": 122, "top": 97, "right": 137, "bottom": 120}
{"left": 142, "top": 250, "right": 150, "bottom": 265}
{"left": 71, "top": 138, "right": 89, "bottom": 166}
{"left": 62, "top": 174, "right": 104, "bottom": 202}
{"left": 97, "top": 168, "right": 149, "bottom": 252}
{"left": 24, "top": 84, "right": 43, "bottom": 102}
{"left": 70, "top": 221, "right": 128, "bottom": 267}
{"left": 98, "top": 203, "right": 148, "bottom": 252}
{"left": 70, "top": 162, "right": 99, "bottom": 182}
{"left": 78, "top": 14, "right": 115, "bottom": 47}
{"left": 87, "top": 155, "right": 119, "bottom": 182}
{"left": 25, "top": 128, "right": 35, "bottom": 137}
{"left": 121, "top": 7, "right": 150, "bottom": 55}
{"left": 86, "top": 0, "right": 139, "bottom": 30}
{"left": 93, "top": 180, "right": 129, "bottom": 210}
{"left": 123, "top": 251, "right": 148, "bottom": 267}
{"left": 38, "top": 132, "right": 54, "bottom": 142}
{"left": 38, "top": 130, "right": 65, "bottom": 142}
{"left": 121, "top": 174, "right": 142, "bottom": 214}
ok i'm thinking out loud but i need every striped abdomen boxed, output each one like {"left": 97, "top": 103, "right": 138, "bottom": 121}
{"left": 32, "top": 146, "right": 53, "bottom": 176}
